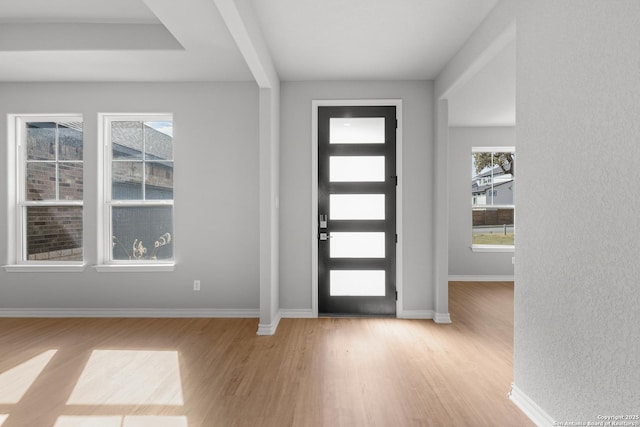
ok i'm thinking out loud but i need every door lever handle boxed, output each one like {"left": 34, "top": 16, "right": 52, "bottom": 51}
{"left": 319, "top": 232, "right": 332, "bottom": 241}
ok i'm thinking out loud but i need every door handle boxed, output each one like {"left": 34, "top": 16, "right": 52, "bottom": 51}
{"left": 319, "top": 232, "right": 333, "bottom": 241}
{"left": 319, "top": 214, "right": 327, "bottom": 229}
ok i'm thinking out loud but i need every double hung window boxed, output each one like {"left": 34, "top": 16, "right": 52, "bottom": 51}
{"left": 101, "top": 115, "right": 174, "bottom": 266}
{"left": 471, "top": 148, "right": 515, "bottom": 251}
{"left": 11, "top": 115, "right": 84, "bottom": 266}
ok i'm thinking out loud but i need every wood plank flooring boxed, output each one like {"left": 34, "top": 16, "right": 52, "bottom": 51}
{"left": 0, "top": 282, "right": 532, "bottom": 427}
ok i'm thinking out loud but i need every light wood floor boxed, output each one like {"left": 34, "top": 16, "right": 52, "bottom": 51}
{"left": 0, "top": 282, "right": 532, "bottom": 427}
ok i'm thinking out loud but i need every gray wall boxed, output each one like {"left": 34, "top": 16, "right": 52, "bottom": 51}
{"left": 515, "top": 0, "right": 640, "bottom": 421}
{"left": 0, "top": 83, "right": 260, "bottom": 310}
{"left": 279, "top": 81, "right": 434, "bottom": 312}
{"left": 448, "top": 126, "right": 514, "bottom": 277}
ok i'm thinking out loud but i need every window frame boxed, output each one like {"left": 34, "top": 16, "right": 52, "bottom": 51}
{"left": 471, "top": 146, "right": 515, "bottom": 253}
{"left": 96, "top": 113, "right": 175, "bottom": 272}
{"left": 5, "top": 114, "right": 85, "bottom": 272}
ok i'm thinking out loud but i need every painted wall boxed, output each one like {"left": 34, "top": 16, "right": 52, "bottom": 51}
{"left": 448, "top": 126, "right": 514, "bottom": 277}
{"left": 0, "top": 83, "right": 260, "bottom": 311}
{"left": 515, "top": 0, "right": 640, "bottom": 421}
{"left": 279, "top": 81, "right": 434, "bottom": 313}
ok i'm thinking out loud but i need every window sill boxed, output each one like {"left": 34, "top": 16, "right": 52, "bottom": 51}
{"left": 471, "top": 245, "right": 515, "bottom": 253}
{"left": 4, "top": 264, "right": 86, "bottom": 273}
{"left": 94, "top": 264, "right": 175, "bottom": 273}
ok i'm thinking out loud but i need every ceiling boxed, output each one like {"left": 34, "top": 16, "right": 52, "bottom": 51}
{"left": 251, "top": 0, "right": 499, "bottom": 80}
{"left": 0, "top": 0, "right": 254, "bottom": 81}
{"left": 447, "top": 38, "right": 516, "bottom": 127}
{"left": 0, "top": 0, "right": 499, "bottom": 83}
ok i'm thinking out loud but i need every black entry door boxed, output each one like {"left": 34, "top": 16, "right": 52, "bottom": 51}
{"left": 318, "top": 105, "right": 397, "bottom": 316}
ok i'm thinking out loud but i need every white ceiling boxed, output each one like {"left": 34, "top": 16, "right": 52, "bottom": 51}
{"left": 0, "top": 0, "right": 159, "bottom": 24}
{"left": 0, "top": 0, "right": 500, "bottom": 83}
{"left": 251, "top": 0, "right": 499, "bottom": 80}
{"left": 447, "top": 38, "right": 516, "bottom": 127}
{"left": 0, "top": 0, "right": 253, "bottom": 81}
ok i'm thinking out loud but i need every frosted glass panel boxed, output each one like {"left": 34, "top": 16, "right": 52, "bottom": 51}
{"left": 330, "top": 232, "right": 385, "bottom": 258}
{"left": 330, "top": 270, "right": 385, "bottom": 296}
{"left": 330, "top": 118, "right": 385, "bottom": 144}
{"left": 330, "top": 156, "right": 385, "bottom": 182}
{"left": 330, "top": 194, "right": 385, "bottom": 220}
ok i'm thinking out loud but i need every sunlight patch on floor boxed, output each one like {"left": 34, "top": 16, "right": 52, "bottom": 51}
{"left": 0, "top": 349, "right": 58, "bottom": 404}
{"left": 66, "top": 350, "right": 184, "bottom": 406}
{"left": 54, "top": 416, "right": 188, "bottom": 427}
{"left": 0, "top": 414, "right": 8, "bottom": 426}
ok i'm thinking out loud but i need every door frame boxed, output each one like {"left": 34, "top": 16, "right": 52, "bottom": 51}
{"left": 311, "top": 99, "right": 403, "bottom": 317}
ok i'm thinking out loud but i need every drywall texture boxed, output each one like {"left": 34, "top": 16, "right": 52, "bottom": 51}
{"left": 515, "top": 1, "right": 640, "bottom": 421}
{"left": 448, "top": 127, "right": 514, "bottom": 277}
{"left": 0, "top": 83, "right": 260, "bottom": 310}
{"left": 279, "top": 81, "right": 434, "bottom": 312}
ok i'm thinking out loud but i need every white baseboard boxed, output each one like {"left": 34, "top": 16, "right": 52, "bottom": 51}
{"left": 448, "top": 275, "right": 514, "bottom": 282}
{"left": 280, "top": 309, "right": 314, "bottom": 318}
{"left": 0, "top": 308, "right": 259, "bottom": 318}
{"left": 257, "top": 310, "right": 281, "bottom": 336}
{"left": 508, "top": 384, "right": 555, "bottom": 427}
{"left": 434, "top": 312, "right": 452, "bottom": 324}
{"left": 398, "top": 309, "right": 434, "bottom": 319}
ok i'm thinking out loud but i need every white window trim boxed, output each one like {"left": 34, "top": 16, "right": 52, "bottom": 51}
{"left": 96, "top": 113, "right": 175, "bottom": 272}
{"left": 471, "top": 147, "right": 515, "bottom": 253}
{"left": 4, "top": 114, "right": 85, "bottom": 272}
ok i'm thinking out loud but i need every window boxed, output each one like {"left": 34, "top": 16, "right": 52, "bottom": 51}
{"left": 8, "top": 115, "right": 84, "bottom": 268}
{"left": 471, "top": 148, "right": 515, "bottom": 251}
{"left": 100, "top": 115, "right": 174, "bottom": 268}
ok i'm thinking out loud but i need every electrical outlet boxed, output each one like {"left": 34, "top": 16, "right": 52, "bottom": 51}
{"left": 193, "top": 280, "right": 201, "bottom": 291}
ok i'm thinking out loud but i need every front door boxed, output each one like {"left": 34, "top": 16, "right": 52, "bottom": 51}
{"left": 318, "top": 105, "right": 397, "bottom": 316}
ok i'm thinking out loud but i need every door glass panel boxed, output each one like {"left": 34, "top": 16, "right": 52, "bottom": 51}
{"left": 330, "top": 232, "right": 385, "bottom": 258}
{"left": 330, "top": 156, "right": 385, "bottom": 182}
{"left": 330, "top": 118, "right": 385, "bottom": 144}
{"left": 330, "top": 270, "right": 385, "bottom": 296}
{"left": 330, "top": 194, "right": 385, "bottom": 220}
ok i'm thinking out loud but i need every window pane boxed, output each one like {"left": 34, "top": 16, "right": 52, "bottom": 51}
{"left": 330, "top": 194, "right": 385, "bottom": 220}
{"left": 112, "top": 122, "right": 143, "bottom": 160}
{"left": 471, "top": 150, "right": 515, "bottom": 246}
{"left": 330, "top": 156, "right": 385, "bottom": 182}
{"left": 112, "top": 206, "right": 173, "bottom": 261}
{"left": 471, "top": 151, "right": 515, "bottom": 207}
{"left": 58, "top": 123, "right": 83, "bottom": 160}
{"left": 59, "top": 163, "right": 83, "bottom": 201}
{"left": 145, "top": 162, "right": 173, "bottom": 200}
{"left": 26, "top": 122, "right": 56, "bottom": 160}
{"left": 330, "top": 118, "right": 385, "bottom": 144}
{"left": 330, "top": 270, "right": 385, "bottom": 296}
{"left": 112, "top": 162, "right": 143, "bottom": 200}
{"left": 145, "top": 122, "right": 173, "bottom": 161}
{"left": 330, "top": 232, "right": 385, "bottom": 258}
{"left": 26, "top": 163, "right": 56, "bottom": 201}
{"left": 26, "top": 206, "right": 83, "bottom": 261}
{"left": 472, "top": 208, "right": 514, "bottom": 246}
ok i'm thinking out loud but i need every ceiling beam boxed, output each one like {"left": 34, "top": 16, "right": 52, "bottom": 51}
{"left": 212, "top": 0, "right": 279, "bottom": 88}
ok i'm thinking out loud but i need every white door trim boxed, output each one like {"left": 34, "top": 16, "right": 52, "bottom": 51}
{"left": 311, "top": 99, "right": 403, "bottom": 317}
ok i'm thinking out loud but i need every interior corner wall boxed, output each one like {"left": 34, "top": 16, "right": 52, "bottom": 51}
{"left": 515, "top": 0, "right": 640, "bottom": 421}
{"left": 279, "top": 81, "right": 434, "bottom": 312}
{"left": 0, "top": 82, "right": 260, "bottom": 311}
{"left": 448, "top": 126, "right": 515, "bottom": 277}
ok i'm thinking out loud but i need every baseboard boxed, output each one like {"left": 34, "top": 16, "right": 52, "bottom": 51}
{"left": 508, "top": 384, "right": 555, "bottom": 427}
{"left": 280, "top": 309, "right": 315, "bottom": 318}
{"left": 256, "top": 310, "right": 282, "bottom": 336}
{"left": 398, "top": 309, "right": 434, "bottom": 319}
{"left": 448, "top": 275, "right": 514, "bottom": 282}
{"left": 0, "top": 308, "right": 260, "bottom": 318}
{"left": 434, "top": 312, "right": 452, "bottom": 324}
